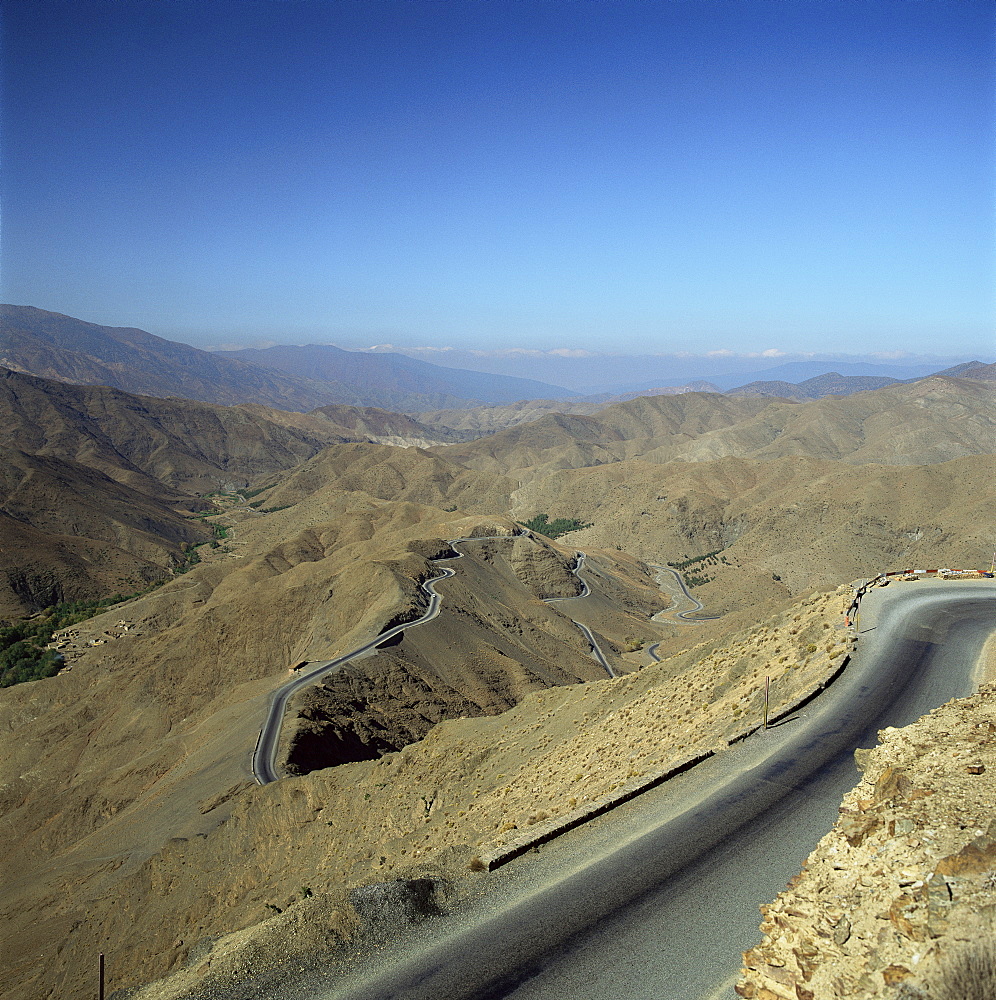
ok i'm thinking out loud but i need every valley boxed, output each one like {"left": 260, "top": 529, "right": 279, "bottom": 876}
{"left": 0, "top": 339, "right": 994, "bottom": 1000}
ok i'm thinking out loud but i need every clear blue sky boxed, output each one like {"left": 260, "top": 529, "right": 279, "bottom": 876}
{"left": 2, "top": 0, "right": 993, "bottom": 358}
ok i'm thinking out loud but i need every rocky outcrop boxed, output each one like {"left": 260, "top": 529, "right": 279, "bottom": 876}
{"left": 284, "top": 659, "right": 486, "bottom": 771}
{"left": 737, "top": 684, "right": 996, "bottom": 1000}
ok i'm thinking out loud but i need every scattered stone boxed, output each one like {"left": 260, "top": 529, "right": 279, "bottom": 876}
{"left": 348, "top": 877, "right": 449, "bottom": 930}
{"left": 882, "top": 964, "right": 913, "bottom": 985}
{"left": 738, "top": 687, "right": 996, "bottom": 999}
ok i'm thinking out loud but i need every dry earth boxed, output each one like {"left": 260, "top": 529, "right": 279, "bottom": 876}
{"left": 119, "top": 587, "right": 855, "bottom": 1000}
{"left": 3, "top": 372, "right": 995, "bottom": 1000}
{"left": 435, "top": 378, "right": 996, "bottom": 482}
{"left": 0, "top": 488, "right": 674, "bottom": 1000}
{"left": 511, "top": 453, "right": 996, "bottom": 619}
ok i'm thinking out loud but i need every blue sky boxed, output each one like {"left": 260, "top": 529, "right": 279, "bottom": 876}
{"left": 2, "top": 0, "right": 993, "bottom": 359}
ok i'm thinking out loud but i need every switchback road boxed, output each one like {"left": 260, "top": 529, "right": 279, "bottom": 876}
{"left": 308, "top": 580, "right": 996, "bottom": 1000}
{"left": 252, "top": 536, "right": 614, "bottom": 784}
{"left": 542, "top": 553, "right": 615, "bottom": 677}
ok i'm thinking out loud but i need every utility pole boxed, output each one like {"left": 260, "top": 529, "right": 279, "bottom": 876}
{"left": 763, "top": 675, "right": 770, "bottom": 730}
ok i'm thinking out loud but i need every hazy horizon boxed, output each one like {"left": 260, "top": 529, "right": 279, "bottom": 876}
{"left": 2, "top": 0, "right": 993, "bottom": 359}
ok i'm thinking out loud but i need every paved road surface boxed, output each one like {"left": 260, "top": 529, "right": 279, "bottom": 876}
{"left": 305, "top": 581, "right": 995, "bottom": 1000}
{"left": 252, "top": 559, "right": 459, "bottom": 783}
{"left": 542, "top": 553, "right": 615, "bottom": 677}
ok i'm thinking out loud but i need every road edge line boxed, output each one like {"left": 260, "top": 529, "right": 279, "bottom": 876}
{"left": 479, "top": 639, "right": 857, "bottom": 870}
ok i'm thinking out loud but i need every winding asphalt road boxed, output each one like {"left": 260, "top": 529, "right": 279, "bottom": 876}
{"left": 646, "top": 564, "right": 720, "bottom": 662}
{"left": 542, "top": 552, "right": 616, "bottom": 678}
{"left": 301, "top": 580, "right": 996, "bottom": 1000}
{"left": 252, "top": 537, "right": 614, "bottom": 784}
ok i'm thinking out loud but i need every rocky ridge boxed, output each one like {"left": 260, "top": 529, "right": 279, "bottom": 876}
{"left": 737, "top": 679, "right": 996, "bottom": 1000}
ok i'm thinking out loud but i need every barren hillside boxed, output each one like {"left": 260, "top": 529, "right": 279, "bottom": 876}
{"left": 0, "top": 368, "right": 354, "bottom": 493}
{"left": 0, "top": 446, "right": 210, "bottom": 615}
{"left": 0, "top": 538, "right": 854, "bottom": 1000}
{"left": 513, "top": 453, "right": 996, "bottom": 616}
{"left": 253, "top": 442, "right": 515, "bottom": 514}
{"left": 0, "top": 306, "right": 572, "bottom": 411}
{"left": 1, "top": 370, "right": 994, "bottom": 1000}
{"left": 434, "top": 392, "right": 777, "bottom": 478}
{"left": 309, "top": 404, "right": 476, "bottom": 446}
{"left": 0, "top": 305, "right": 338, "bottom": 411}
{"left": 435, "top": 377, "right": 996, "bottom": 482}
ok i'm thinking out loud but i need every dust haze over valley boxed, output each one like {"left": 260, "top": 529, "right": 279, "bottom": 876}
{"left": 0, "top": 304, "right": 994, "bottom": 1000}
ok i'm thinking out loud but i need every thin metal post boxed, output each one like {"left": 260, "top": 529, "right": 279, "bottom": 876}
{"left": 763, "top": 675, "right": 770, "bottom": 730}
{"left": 98, "top": 953, "right": 104, "bottom": 1000}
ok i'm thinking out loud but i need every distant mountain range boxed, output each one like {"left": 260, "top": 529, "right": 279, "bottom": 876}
{"left": 725, "top": 372, "right": 899, "bottom": 399}
{"left": 0, "top": 367, "right": 474, "bottom": 614}
{"left": 434, "top": 376, "right": 996, "bottom": 481}
{"left": 723, "top": 361, "right": 996, "bottom": 401}
{"left": 361, "top": 346, "right": 959, "bottom": 394}
{"left": 2, "top": 306, "right": 992, "bottom": 417}
{"left": 697, "top": 359, "right": 946, "bottom": 392}
{"left": 0, "top": 306, "right": 574, "bottom": 411}
{"left": 220, "top": 342, "right": 576, "bottom": 407}
{"left": 4, "top": 360, "right": 993, "bottom": 618}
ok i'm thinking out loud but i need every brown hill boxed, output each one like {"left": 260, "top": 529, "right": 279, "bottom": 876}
{"left": 961, "top": 360, "right": 996, "bottom": 380}
{"left": 0, "top": 306, "right": 571, "bottom": 412}
{"left": 282, "top": 532, "right": 634, "bottom": 774}
{"left": 0, "top": 447, "right": 210, "bottom": 615}
{"left": 224, "top": 343, "right": 572, "bottom": 409}
{"left": 726, "top": 372, "right": 900, "bottom": 399}
{"left": 0, "top": 484, "right": 666, "bottom": 999}
{"left": 435, "top": 377, "right": 996, "bottom": 481}
{"left": 0, "top": 305, "right": 341, "bottom": 410}
{"left": 929, "top": 359, "right": 996, "bottom": 380}
{"left": 513, "top": 452, "right": 996, "bottom": 623}
{"left": 1, "top": 348, "right": 994, "bottom": 1000}
{"left": 433, "top": 392, "right": 777, "bottom": 479}
{"left": 255, "top": 442, "right": 515, "bottom": 515}
{"left": 417, "top": 398, "right": 608, "bottom": 435}
{"left": 0, "top": 367, "right": 353, "bottom": 494}
{"left": 674, "top": 376, "right": 996, "bottom": 466}
{"left": 310, "top": 404, "right": 475, "bottom": 446}
{"left": 0, "top": 543, "right": 856, "bottom": 1000}
{"left": 0, "top": 369, "right": 386, "bottom": 614}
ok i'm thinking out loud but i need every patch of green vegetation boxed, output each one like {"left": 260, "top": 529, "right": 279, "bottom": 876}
{"left": 260, "top": 504, "right": 293, "bottom": 514}
{"left": 668, "top": 549, "right": 724, "bottom": 571}
{"left": 0, "top": 590, "right": 156, "bottom": 688}
{"left": 518, "top": 513, "right": 593, "bottom": 540}
{"left": 174, "top": 545, "right": 202, "bottom": 574}
{"left": 0, "top": 634, "right": 62, "bottom": 688}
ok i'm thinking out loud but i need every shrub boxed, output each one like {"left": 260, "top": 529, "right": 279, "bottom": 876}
{"left": 926, "top": 938, "right": 996, "bottom": 1000}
